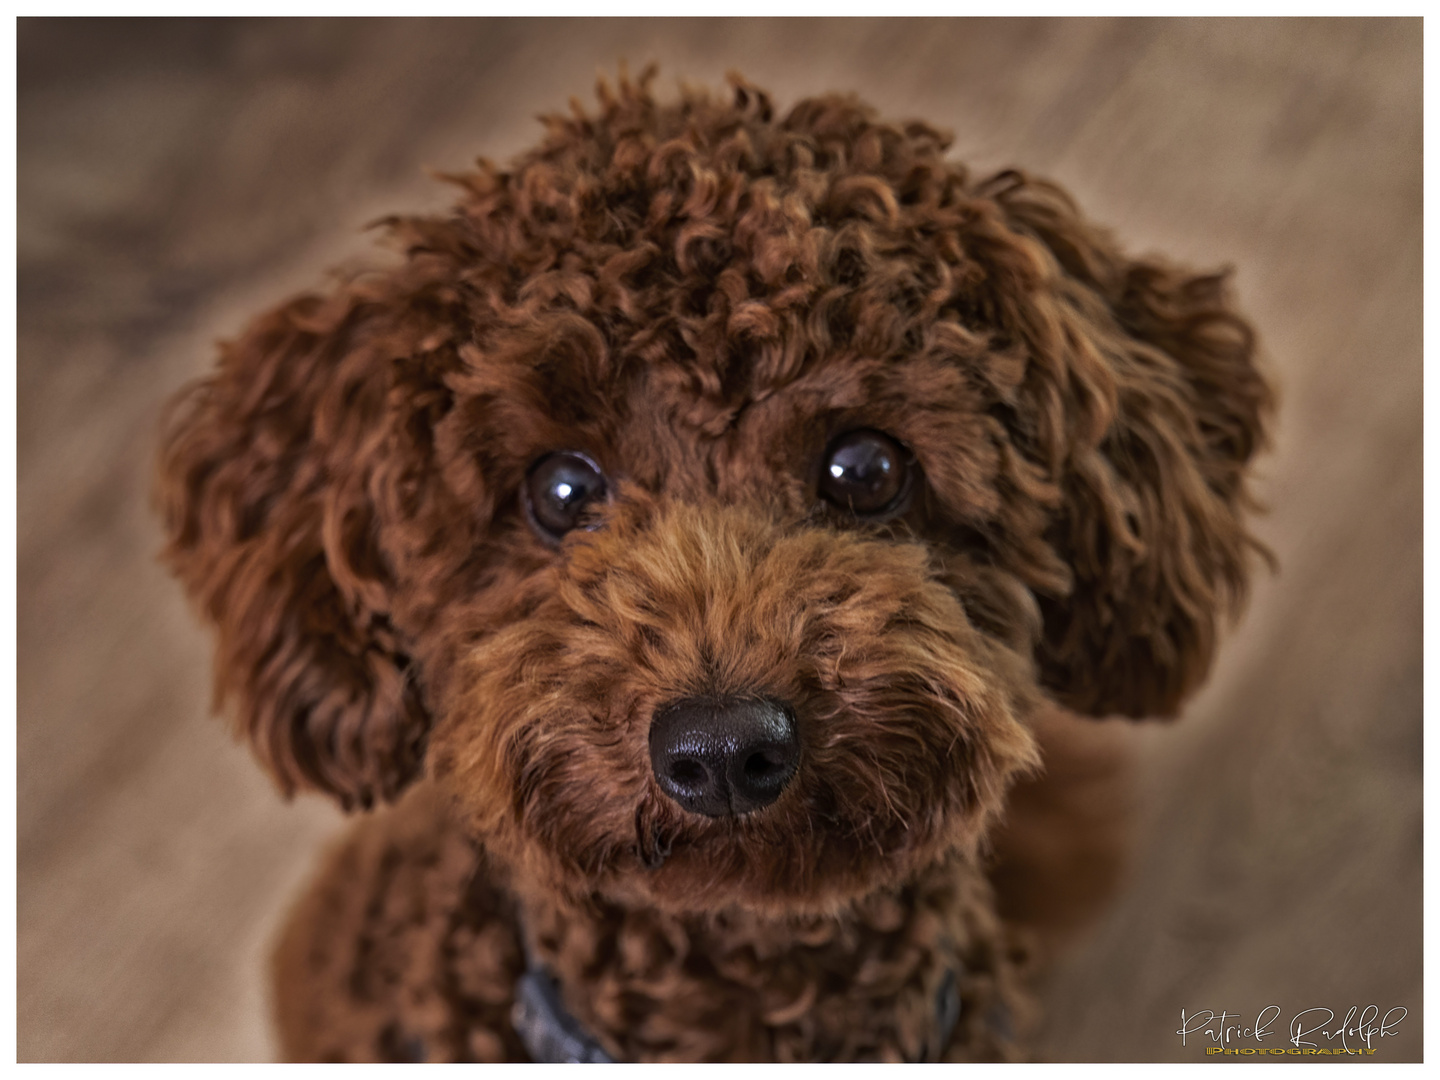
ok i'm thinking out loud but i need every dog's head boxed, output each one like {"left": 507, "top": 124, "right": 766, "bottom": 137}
{"left": 158, "top": 74, "right": 1270, "bottom": 915}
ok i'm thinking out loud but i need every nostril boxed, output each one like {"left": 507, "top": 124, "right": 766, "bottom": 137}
{"left": 668, "top": 759, "right": 707, "bottom": 788}
{"left": 743, "top": 752, "right": 779, "bottom": 779}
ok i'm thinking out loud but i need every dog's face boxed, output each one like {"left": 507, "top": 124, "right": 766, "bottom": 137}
{"left": 158, "top": 76, "right": 1270, "bottom": 915}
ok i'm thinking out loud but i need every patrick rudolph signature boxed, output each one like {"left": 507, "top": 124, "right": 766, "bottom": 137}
{"left": 1177, "top": 1005, "right": 1408, "bottom": 1051}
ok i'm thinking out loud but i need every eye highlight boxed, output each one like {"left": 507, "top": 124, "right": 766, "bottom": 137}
{"left": 818, "top": 429, "right": 912, "bottom": 517}
{"left": 524, "top": 451, "right": 608, "bottom": 542}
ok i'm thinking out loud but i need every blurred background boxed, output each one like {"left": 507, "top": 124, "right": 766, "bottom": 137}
{"left": 16, "top": 18, "right": 1421, "bottom": 1062}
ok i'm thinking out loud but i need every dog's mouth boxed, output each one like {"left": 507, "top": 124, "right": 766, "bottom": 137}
{"left": 622, "top": 688, "right": 1035, "bottom": 914}
{"left": 429, "top": 497, "right": 1039, "bottom": 913}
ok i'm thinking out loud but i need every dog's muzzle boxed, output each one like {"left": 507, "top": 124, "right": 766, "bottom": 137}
{"left": 648, "top": 696, "right": 800, "bottom": 817}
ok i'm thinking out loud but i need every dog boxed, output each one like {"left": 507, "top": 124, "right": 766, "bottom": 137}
{"left": 156, "top": 71, "right": 1271, "bottom": 1062}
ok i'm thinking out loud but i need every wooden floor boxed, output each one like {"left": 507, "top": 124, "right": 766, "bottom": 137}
{"left": 16, "top": 18, "right": 1421, "bottom": 1062}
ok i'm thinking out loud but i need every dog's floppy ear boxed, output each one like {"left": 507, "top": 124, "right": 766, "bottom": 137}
{"left": 978, "top": 170, "right": 1273, "bottom": 719}
{"left": 157, "top": 273, "right": 467, "bottom": 808}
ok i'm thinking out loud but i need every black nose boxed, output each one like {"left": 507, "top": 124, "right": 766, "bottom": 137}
{"left": 649, "top": 696, "right": 800, "bottom": 817}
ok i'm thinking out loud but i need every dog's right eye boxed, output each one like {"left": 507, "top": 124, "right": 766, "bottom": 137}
{"left": 523, "top": 451, "right": 609, "bottom": 542}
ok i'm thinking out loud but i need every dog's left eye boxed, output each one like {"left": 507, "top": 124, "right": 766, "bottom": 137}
{"left": 524, "top": 451, "right": 609, "bottom": 542}
{"left": 819, "top": 429, "right": 912, "bottom": 517}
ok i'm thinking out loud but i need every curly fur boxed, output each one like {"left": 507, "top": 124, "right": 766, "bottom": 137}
{"left": 157, "top": 69, "right": 1271, "bottom": 1061}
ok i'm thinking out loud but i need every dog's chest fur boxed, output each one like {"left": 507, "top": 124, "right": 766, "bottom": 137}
{"left": 273, "top": 785, "right": 1026, "bottom": 1063}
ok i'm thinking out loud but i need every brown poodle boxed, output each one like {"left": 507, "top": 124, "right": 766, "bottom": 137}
{"left": 156, "top": 71, "right": 1271, "bottom": 1062}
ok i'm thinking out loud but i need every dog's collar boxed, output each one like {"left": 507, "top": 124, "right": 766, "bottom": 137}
{"left": 512, "top": 964, "right": 616, "bottom": 1064}
{"left": 511, "top": 959, "right": 966, "bottom": 1063}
